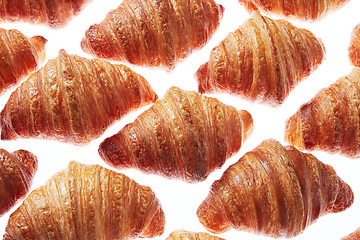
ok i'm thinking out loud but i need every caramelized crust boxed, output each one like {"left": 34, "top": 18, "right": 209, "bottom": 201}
{"left": 4, "top": 161, "right": 165, "bottom": 240}
{"left": 0, "top": 28, "right": 46, "bottom": 94}
{"left": 81, "top": 0, "right": 224, "bottom": 70}
{"left": 0, "top": 0, "right": 92, "bottom": 28}
{"left": 349, "top": 24, "right": 360, "bottom": 67}
{"left": 166, "top": 230, "right": 224, "bottom": 240}
{"left": 343, "top": 228, "right": 360, "bottom": 240}
{"left": 99, "top": 86, "right": 253, "bottom": 183}
{"left": 238, "top": 0, "right": 350, "bottom": 21}
{"left": 197, "top": 139, "right": 353, "bottom": 238}
{"left": 0, "top": 149, "right": 37, "bottom": 216}
{"left": 196, "top": 12, "right": 325, "bottom": 106}
{"left": 0, "top": 50, "right": 158, "bottom": 145}
{"left": 285, "top": 68, "right": 360, "bottom": 157}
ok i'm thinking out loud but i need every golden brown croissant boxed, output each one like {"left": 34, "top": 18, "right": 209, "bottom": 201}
{"left": 195, "top": 12, "right": 325, "bottom": 106}
{"left": 81, "top": 0, "right": 224, "bottom": 70}
{"left": 238, "top": 0, "right": 350, "bottom": 21}
{"left": 99, "top": 86, "right": 253, "bottom": 183}
{"left": 285, "top": 68, "right": 360, "bottom": 158}
{"left": 0, "top": 0, "right": 92, "bottom": 28}
{"left": 0, "top": 28, "right": 46, "bottom": 94}
{"left": 343, "top": 228, "right": 360, "bottom": 240}
{"left": 197, "top": 139, "right": 354, "bottom": 238}
{"left": 0, "top": 149, "right": 37, "bottom": 216}
{"left": 349, "top": 24, "right": 360, "bottom": 67}
{"left": 166, "top": 230, "right": 224, "bottom": 240}
{"left": 4, "top": 161, "right": 165, "bottom": 240}
{"left": 0, "top": 49, "right": 158, "bottom": 145}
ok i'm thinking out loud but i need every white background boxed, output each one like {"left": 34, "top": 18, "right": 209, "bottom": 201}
{"left": 0, "top": 0, "right": 360, "bottom": 239}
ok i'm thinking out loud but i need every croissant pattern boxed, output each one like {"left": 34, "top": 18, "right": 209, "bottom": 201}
{"left": 285, "top": 68, "right": 360, "bottom": 157}
{"left": 343, "top": 228, "right": 360, "bottom": 240}
{"left": 81, "top": 0, "right": 224, "bottom": 70}
{"left": 4, "top": 161, "right": 165, "bottom": 240}
{"left": 238, "top": 0, "right": 350, "bottom": 21}
{"left": 166, "top": 230, "right": 224, "bottom": 240}
{"left": 99, "top": 86, "right": 253, "bottom": 183}
{"left": 0, "top": 149, "right": 37, "bottom": 216}
{"left": 195, "top": 12, "right": 325, "bottom": 106}
{"left": 0, "top": 49, "right": 157, "bottom": 145}
{"left": 0, "top": 0, "right": 92, "bottom": 28}
{"left": 0, "top": 28, "right": 46, "bottom": 94}
{"left": 349, "top": 24, "right": 360, "bottom": 67}
{"left": 197, "top": 139, "right": 353, "bottom": 238}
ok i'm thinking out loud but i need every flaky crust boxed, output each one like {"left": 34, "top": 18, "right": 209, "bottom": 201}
{"left": 0, "top": 28, "right": 46, "bottom": 94}
{"left": 197, "top": 139, "right": 353, "bottom": 238}
{"left": 349, "top": 24, "right": 360, "bottom": 67}
{"left": 0, "top": 49, "right": 157, "bottom": 145}
{"left": 81, "top": 0, "right": 224, "bottom": 70}
{"left": 0, "top": 0, "right": 91, "bottom": 28}
{"left": 166, "top": 230, "right": 224, "bottom": 240}
{"left": 285, "top": 68, "right": 360, "bottom": 158}
{"left": 99, "top": 86, "right": 253, "bottom": 183}
{"left": 196, "top": 12, "right": 325, "bottom": 106}
{"left": 0, "top": 149, "right": 37, "bottom": 216}
{"left": 238, "top": 0, "right": 350, "bottom": 21}
{"left": 4, "top": 161, "right": 165, "bottom": 240}
{"left": 343, "top": 228, "right": 360, "bottom": 240}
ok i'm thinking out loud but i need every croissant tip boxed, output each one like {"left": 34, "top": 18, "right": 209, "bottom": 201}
{"left": 196, "top": 62, "right": 210, "bottom": 94}
{"left": 332, "top": 180, "right": 354, "bottom": 213}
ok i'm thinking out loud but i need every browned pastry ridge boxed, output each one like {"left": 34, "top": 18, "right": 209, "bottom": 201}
{"left": 195, "top": 12, "right": 325, "bottom": 106}
{"left": 0, "top": 149, "right": 37, "bottom": 216}
{"left": 343, "top": 228, "right": 360, "bottom": 240}
{"left": 197, "top": 139, "right": 353, "bottom": 238}
{"left": 4, "top": 161, "right": 165, "bottom": 240}
{"left": 99, "top": 86, "right": 253, "bottom": 183}
{"left": 166, "top": 230, "right": 224, "bottom": 240}
{"left": 0, "top": 28, "right": 46, "bottom": 94}
{"left": 0, "top": 0, "right": 92, "bottom": 28}
{"left": 285, "top": 68, "right": 360, "bottom": 158}
{"left": 81, "top": 0, "right": 224, "bottom": 70}
{"left": 238, "top": 0, "right": 350, "bottom": 21}
{"left": 349, "top": 23, "right": 360, "bottom": 67}
{"left": 0, "top": 49, "right": 158, "bottom": 145}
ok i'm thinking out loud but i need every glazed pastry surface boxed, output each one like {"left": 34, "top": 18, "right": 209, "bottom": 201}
{"left": 4, "top": 161, "right": 165, "bottom": 240}
{"left": 196, "top": 12, "right": 325, "bottom": 106}
{"left": 197, "top": 139, "right": 353, "bottom": 238}
{"left": 285, "top": 68, "right": 360, "bottom": 158}
{"left": 0, "top": 49, "right": 157, "bottom": 144}
{"left": 99, "top": 86, "right": 253, "bottom": 183}
{"left": 81, "top": 0, "right": 224, "bottom": 70}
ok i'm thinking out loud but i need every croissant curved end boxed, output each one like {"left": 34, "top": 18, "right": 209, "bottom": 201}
{"left": 81, "top": 24, "right": 113, "bottom": 59}
{"left": 13, "top": 150, "right": 38, "bottom": 176}
{"left": 239, "top": 110, "right": 253, "bottom": 140}
{"left": 284, "top": 111, "right": 304, "bottom": 150}
{"left": 332, "top": 180, "right": 354, "bottom": 213}
{"left": 140, "top": 206, "right": 166, "bottom": 238}
{"left": 196, "top": 62, "right": 210, "bottom": 94}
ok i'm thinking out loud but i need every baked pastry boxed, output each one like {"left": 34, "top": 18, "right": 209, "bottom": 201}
{"left": 0, "top": 49, "right": 157, "bottom": 145}
{"left": 0, "top": 149, "right": 37, "bottom": 216}
{"left": 343, "top": 228, "right": 360, "bottom": 240}
{"left": 285, "top": 68, "right": 360, "bottom": 158}
{"left": 4, "top": 161, "right": 165, "bottom": 240}
{"left": 0, "top": 0, "right": 92, "bottom": 28}
{"left": 166, "top": 230, "right": 224, "bottom": 240}
{"left": 349, "top": 23, "right": 360, "bottom": 67}
{"left": 197, "top": 139, "right": 353, "bottom": 238}
{"left": 238, "top": 0, "right": 350, "bottom": 21}
{"left": 196, "top": 12, "right": 325, "bottom": 106}
{"left": 0, "top": 28, "right": 46, "bottom": 94}
{"left": 99, "top": 86, "right": 253, "bottom": 183}
{"left": 81, "top": 0, "right": 224, "bottom": 70}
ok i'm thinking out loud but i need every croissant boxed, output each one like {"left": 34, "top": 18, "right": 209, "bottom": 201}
{"left": 4, "top": 161, "right": 165, "bottom": 240}
{"left": 0, "top": 28, "right": 46, "bottom": 94}
{"left": 81, "top": 0, "right": 224, "bottom": 70}
{"left": 349, "top": 24, "right": 360, "bottom": 67}
{"left": 0, "top": 149, "right": 37, "bottom": 216}
{"left": 166, "top": 230, "right": 224, "bottom": 240}
{"left": 238, "top": 0, "right": 350, "bottom": 21}
{"left": 195, "top": 12, "right": 325, "bottom": 106}
{"left": 99, "top": 86, "right": 253, "bottom": 183}
{"left": 343, "top": 228, "right": 360, "bottom": 240}
{"left": 0, "top": 49, "right": 158, "bottom": 145}
{"left": 285, "top": 68, "right": 360, "bottom": 157}
{"left": 0, "top": 0, "right": 92, "bottom": 28}
{"left": 197, "top": 139, "right": 354, "bottom": 238}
